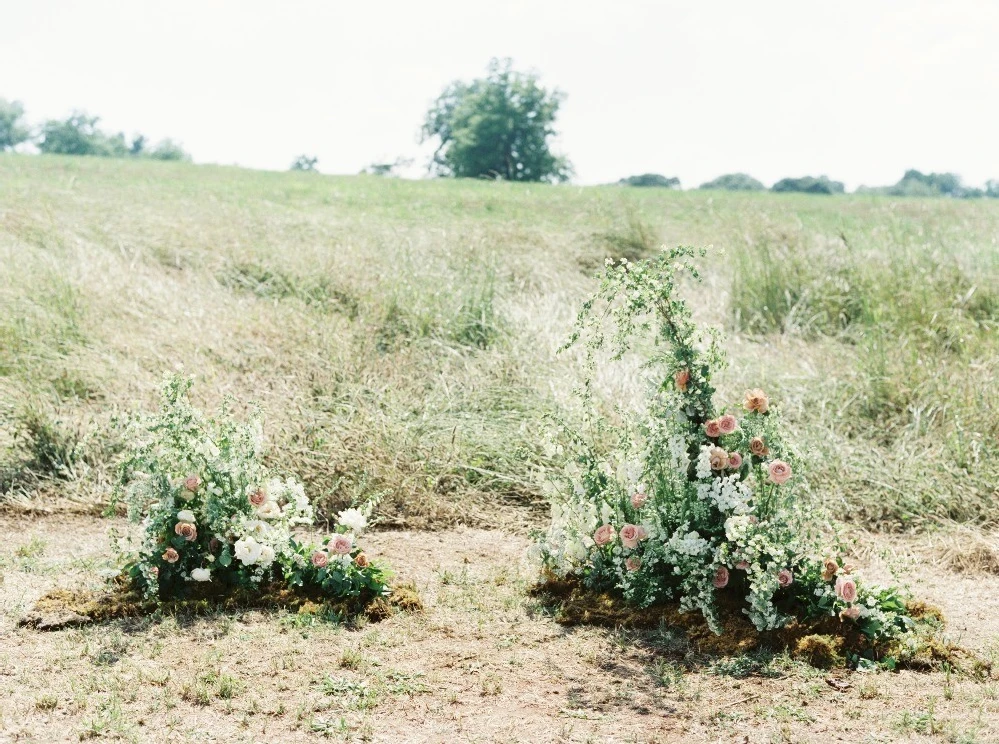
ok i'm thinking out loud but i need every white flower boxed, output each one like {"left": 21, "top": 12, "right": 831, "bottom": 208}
{"left": 257, "top": 501, "right": 281, "bottom": 519}
{"left": 191, "top": 568, "right": 211, "bottom": 582}
{"left": 234, "top": 537, "right": 263, "bottom": 565}
{"left": 337, "top": 508, "right": 368, "bottom": 534}
{"left": 258, "top": 544, "right": 276, "bottom": 567}
{"left": 244, "top": 519, "right": 270, "bottom": 536}
{"left": 176, "top": 509, "right": 196, "bottom": 524}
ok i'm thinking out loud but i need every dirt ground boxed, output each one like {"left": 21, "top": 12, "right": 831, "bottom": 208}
{"left": 0, "top": 515, "right": 996, "bottom": 743}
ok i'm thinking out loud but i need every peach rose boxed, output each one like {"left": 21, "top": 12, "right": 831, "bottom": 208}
{"left": 718, "top": 414, "right": 738, "bottom": 435}
{"left": 821, "top": 557, "right": 839, "bottom": 582}
{"left": 354, "top": 553, "right": 370, "bottom": 568}
{"left": 174, "top": 522, "right": 197, "bottom": 541}
{"left": 749, "top": 436, "right": 769, "bottom": 456}
{"left": 674, "top": 368, "right": 690, "bottom": 392}
{"left": 183, "top": 474, "right": 201, "bottom": 492}
{"left": 635, "top": 525, "right": 648, "bottom": 541}
{"left": 631, "top": 491, "right": 648, "bottom": 509}
{"left": 248, "top": 488, "right": 267, "bottom": 507}
{"left": 704, "top": 419, "right": 722, "bottom": 438}
{"left": 840, "top": 606, "right": 862, "bottom": 621}
{"left": 708, "top": 447, "right": 729, "bottom": 471}
{"left": 777, "top": 569, "right": 793, "bottom": 588}
{"left": 311, "top": 550, "right": 329, "bottom": 568}
{"left": 625, "top": 557, "right": 641, "bottom": 572}
{"left": 744, "top": 389, "right": 769, "bottom": 414}
{"left": 149, "top": 566, "right": 159, "bottom": 578}
{"left": 728, "top": 452, "right": 743, "bottom": 469}
{"left": 593, "top": 524, "right": 615, "bottom": 546}
{"left": 162, "top": 547, "right": 179, "bottom": 563}
{"left": 767, "top": 460, "right": 792, "bottom": 485}
{"left": 713, "top": 566, "right": 729, "bottom": 589}
{"left": 620, "top": 524, "right": 642, "bottom": 549}
{"left": 835, "top": 576, "right": 857, "bottom": 603}
{"left": 736, "top": 560, "right": 750, "bottom": 571}
{"left": 329, "top": 534, "right": 353, "bottom": 555}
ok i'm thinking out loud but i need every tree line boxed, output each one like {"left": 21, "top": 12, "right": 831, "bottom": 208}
{"left": 0, "top": 99, "right": 189, "bottom": 161}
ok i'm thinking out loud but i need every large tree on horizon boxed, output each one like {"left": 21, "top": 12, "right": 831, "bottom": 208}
{"left": 422, "top": 58, "right": 572, "bottom": 183}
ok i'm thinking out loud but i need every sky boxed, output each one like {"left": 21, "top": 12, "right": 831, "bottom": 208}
{"left": 2, "top": 0, "right": 998, "bottom": 190}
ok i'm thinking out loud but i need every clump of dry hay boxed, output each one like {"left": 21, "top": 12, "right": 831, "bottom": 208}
{"left": 19, "top": 577, "right": 423, "bottom": 631}
{"left": 531, "top": 578, "right": 988, "bottom": 675}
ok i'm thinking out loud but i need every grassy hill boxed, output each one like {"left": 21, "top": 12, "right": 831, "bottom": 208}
{"left": 1, "top": 154, "right": 997, "bottom": 531}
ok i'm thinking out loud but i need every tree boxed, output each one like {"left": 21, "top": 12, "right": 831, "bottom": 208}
{"left": 699, "top": 173, "right": 765, "bottom": 191}
{"left": 987, "top": 180, "right": 999, "bottom": 199}
{"left": 618, "top": 173, "right": 680, "bottom": 188}
{"left": 422, "top": 58, "right": 571, "bottom": 183}
{"left": 0, "top": 98, "right": 31, "bottom": 151}
{"left": 771, "top": 175, "right": 844, "bottom": 195}
{"left": 290, "top": 155, "right": 319, "bottom": 172}
{"left": 37, "top": 112, "right": 128, "bottom": 157}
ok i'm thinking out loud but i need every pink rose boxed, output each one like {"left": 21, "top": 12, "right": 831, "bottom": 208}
{"left": 249, "top": 488, "right": 267, "bottom": 507}
{"left": 354, "top": 553, "right": 370, "bottom": 568}
{"left": 620, "top": 524, "right": 642, "bottom": 549}
{"left": 704, "top": 419, "right": 722, "bottom": 438}
{"left": 727, "top": 452, "right": 743, "bottom": 469}
{"left": 708, "top": 447, "right": 729, "bottom": 471}
{"left": 162, "top": 547, "right": 179, "bottom": 563}
{"left": 777, "top": 569, "right": 793, "bottom": 588}
{"left": 631, "top": 491, "right": 648, "bottom": 509}
{"left": 840, "top": 606, "right": 861, "bottom": 621}
{"left": 821, "top": 557, "right": 839, "bottom": 582}
{"left": 713, "top": 566, "right": 729, "bottom": 588}
{"left": 744, "top": 389, "right": 769, "bottom": 414}
{"left": 634, "top": 525, "right": 648, "bottom": 541}
{"left": 593, "top": 524, "right": 615, "bottom": 546}
{"left": 718, "top": 414, "right": 738, "bottom": 435}
{"left": 149, "top": 567, "right": 159, "bottom": 577}
{"left": 329, "top": 534, "right": 353, "bottom": 555}
{"left": 183, "top": 474, "right": 201, "bottom": 492}
{"left": 835, "top": 576, "right": 857, "bottom": 603}
{"left": 311, "top": 550, "right": 329, "bottom": 568}
{"left": 174, "top": 522, "right": 197, "bottom": 542}
{"left": 736, "top": 560, "right": 750, "bottom": 571}
{"left": 625, "top": 557, "right": 641, "bottom": 572}
{"left": 674, "top": 368, "right": 690, "bottom": 392}
{"left": 767, "top": 460, "right": 792, "bottom": 485}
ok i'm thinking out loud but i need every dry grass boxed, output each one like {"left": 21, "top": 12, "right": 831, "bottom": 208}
{"left": 1, "top": 515, "right": 998, "bottom": 743}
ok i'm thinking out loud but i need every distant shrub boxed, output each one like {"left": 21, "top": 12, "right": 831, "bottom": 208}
{"left": 858, "top": 170, "right": 985, "bottom": 199}
{"left": 699, "top": 173, "right": 765, "bottom": 191}
{"left": 771, "top": 176, "right": 844, "bottom": 195}
{"left": 618, "top": 173, "right": 680, "bottom": 188}
{"left": 360, "top": 157, "right": 413, "bottom": 177}
{"left": 144, "top": 139, "right": 190, "bottom": 161}
{"left": 0, "top": 98, "right": 31, "bottom": 151}
{"left": 290, "top": 155, "right": 319, "bottom": 172}
{"left": 987, "top": 179, "right": 999, "bottom": 198}
{"left": 38, "top": 111, "right": 189, "bottom": 161}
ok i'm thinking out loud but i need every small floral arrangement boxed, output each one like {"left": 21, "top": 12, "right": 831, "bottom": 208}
{"left": 113, "top": 375, "right": 388, "bottom": 603}
{"left": 538, "top": 248, "right": 924, "bottom": 651}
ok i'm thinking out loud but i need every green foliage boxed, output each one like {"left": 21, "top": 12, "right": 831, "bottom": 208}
{"left": 699, "top": 173, "right": 765, "bottom": 191}
{"left": 37, "top": 111, "right": 189, "bottom": 160}
{"left": 859, "top": 169, "right": 985, "bottom": 199}
{"left": 291, "top": 155, "right": 319, "bottom": 172}
{"left": 360, "top": 157, "right": 412, "bottom": 177}
{"left": 0, "top": 98, "right": 31, "bottom": 151}
{"left": 422, "top": 58, "right": 572, "bottom": 183}
{"left": 771, "top": 175, "right": 844, "bottom": 195}
{"left": 618, "top": 173, "right": 680, "bottom": 188}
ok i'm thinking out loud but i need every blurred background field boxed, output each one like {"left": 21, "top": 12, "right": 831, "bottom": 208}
{"left": 1, "top": 153, "right": 997, "bottom": 535}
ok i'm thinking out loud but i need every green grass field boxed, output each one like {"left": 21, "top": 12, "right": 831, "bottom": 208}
{"left": 2, "top": 153, "right": 997, "bottom": 532}
{"left": 3, "top": 154, "right": 999, "bottom": 743}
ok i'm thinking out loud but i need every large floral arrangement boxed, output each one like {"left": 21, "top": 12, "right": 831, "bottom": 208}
{"left": 113, "top": 375, "right": 388, "bottom": 603}
{"left": 538, "top": 248, "right": 921, "bottom": 650}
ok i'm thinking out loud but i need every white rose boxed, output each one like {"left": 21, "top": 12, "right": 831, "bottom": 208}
{"left": 191, "top": 568, "right": 211, "bottom": 582}
{"left": 244, "top": 519, "right": 270, "bottom": 536}
{"left": 257, "top": 501, "right": 281, "bottom": 519}
{"left": 234, "top": 537, "right": 263, "bottom": 565}
{"left": 258, "top": 544, "right": 276, "bottom": 566}
{"left": 337, "top": 508, "right": 368, "bottom": 534}
{"left": 176, "top": 509, "right": 196, "bottom": 523}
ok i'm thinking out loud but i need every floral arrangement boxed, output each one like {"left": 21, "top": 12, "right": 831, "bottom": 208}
{"left": 538, "top": 248, "right": 923, "bottom": 651}
{"left": 113, "top": 375, "right": 389, "bottom": 603}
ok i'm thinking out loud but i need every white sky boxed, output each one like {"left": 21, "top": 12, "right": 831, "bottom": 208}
{"left": 2, "top": 0, "right": 998, "bottom": 189}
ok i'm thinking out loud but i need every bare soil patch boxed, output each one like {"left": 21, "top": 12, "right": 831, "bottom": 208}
{"left": 1, "top": 515, "right": 997, "bottom": 743}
